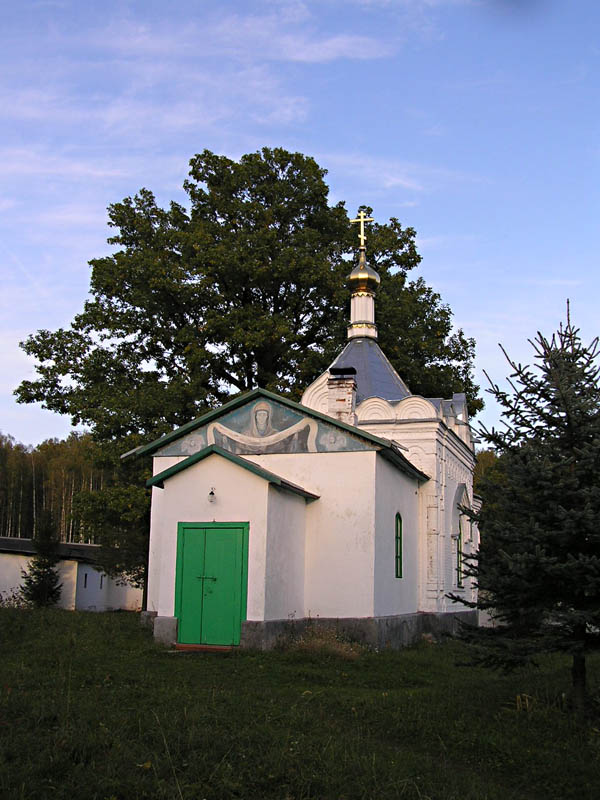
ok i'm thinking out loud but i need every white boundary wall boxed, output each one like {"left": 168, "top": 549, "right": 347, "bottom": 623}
{"left": 0, "top": 551, "right": 141, "bottom": 611}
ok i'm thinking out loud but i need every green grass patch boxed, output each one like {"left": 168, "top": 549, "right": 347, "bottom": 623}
{"left": 0, "top": 609, "right": 598, "bottom": 799}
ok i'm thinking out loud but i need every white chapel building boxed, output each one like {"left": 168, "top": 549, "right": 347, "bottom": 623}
{"left": 130, "top": 218, "right": 478, "bottom": 648}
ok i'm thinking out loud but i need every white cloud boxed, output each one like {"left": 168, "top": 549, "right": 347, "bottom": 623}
{"left": 0, "top": 241, "right": 56, "bottom": 303}
{"left": 334, "top": 0, "right": 479, "bottom": 41}
{"left": 280, "top": 32, "right": 390, "bottom": 63}
{"left": 322, "top": 152, "right": 424, "bottom": 191}
{"left": 0, "top": 5, "right": 397, "bottom": 158}
{"left": 416, "top": 232, "right": 478, "bottom": 250}
{"left": 524, "top": 278, "right": 583, "bottom": 288}
{"left": 268, "top": 0, "right": 312, "bottom": 24}
{"left": 0, "top": 148, "right": 127, "bottom": 180}
{"left": 0, "top": 88, "right": 65, "bottom": 122}
{"left": 34, "top": 204, "right": 108, "bottom": 229}
{"left": 0, "top": 59, "right": 309, "bottom": 139}
{"left": 321, "top": 151, "right": 480, "bottom": 196}
{"left": 0, "top": 84, "right": 227, "bottom": 135}
{"left": 86, "top": 9, "right": 394, "bottom": 65}
{"left": 30, "top": 0, "right": 68, "bottom": 7}
{"left": 347, "top": 0, "right": 477, "bottom": 7}
{"left": 0, "top": 332, "right": 41, "bottom": 392}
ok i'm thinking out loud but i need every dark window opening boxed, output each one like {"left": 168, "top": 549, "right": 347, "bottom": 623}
{"left": 456, "top": 518, "right": 463, "bottom": 588}
{"left": 395, "top": 513, "right": 403, "bottom": 579}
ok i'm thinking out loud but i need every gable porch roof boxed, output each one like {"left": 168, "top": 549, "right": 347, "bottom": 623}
{"left": 147, "top": 444, "right": 320, "bottom": 501}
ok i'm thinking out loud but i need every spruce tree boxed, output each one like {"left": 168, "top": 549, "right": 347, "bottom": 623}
{"left": 451, "top": 311, "right": 600, "bottom": 717}
{"left": 20, "top": 509, "right": 62, "bottom": 607}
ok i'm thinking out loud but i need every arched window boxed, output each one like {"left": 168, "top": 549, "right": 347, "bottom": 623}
{"left": 395, "top": 513, "right": 403, "bottom": 579}
{"left": 452, "top": 484, "right": 470, "bottom": 590}
{"left": 456, "top": 516, "right": 464, "bottom": 588}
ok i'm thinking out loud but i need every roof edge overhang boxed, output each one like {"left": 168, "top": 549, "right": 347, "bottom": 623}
{"left": 146, "top": 444, "right": 320, "bottom": 502}
{"left": 0, "top": 537, "right": 101, "bottom": 563}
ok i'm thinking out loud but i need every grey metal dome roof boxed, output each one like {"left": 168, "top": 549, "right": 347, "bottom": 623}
{"left": 329, "top": 337, "right": 411, "bottom": 405}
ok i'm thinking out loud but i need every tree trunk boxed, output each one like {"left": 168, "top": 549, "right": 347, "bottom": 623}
{"left": 571, "top": 651, "right": 587, "bottom": 718}
{"left": 31, "top": 453, "right": 37, "bottom": 537}
{"left": 17, "top": 471, "right": 23, "bottom": 537}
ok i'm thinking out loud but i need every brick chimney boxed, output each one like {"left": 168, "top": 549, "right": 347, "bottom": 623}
{"left": 327, "top": 367, "right": 357, "bottom": 426}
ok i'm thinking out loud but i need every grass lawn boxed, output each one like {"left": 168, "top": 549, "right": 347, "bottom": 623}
{"left": 0, "top": 609, "right": 598, "bottom": 800}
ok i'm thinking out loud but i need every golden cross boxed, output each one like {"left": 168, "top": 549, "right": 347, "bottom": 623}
{"left": 350, "top": 210, "right": 374, "bottom": 248}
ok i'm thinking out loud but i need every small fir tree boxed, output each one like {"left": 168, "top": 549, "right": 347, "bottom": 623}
{"left": 451, "top": 310, "right": 600, "bottom": 717}
{"left": 20, "top": 509, "right": 62, "bottom": 607}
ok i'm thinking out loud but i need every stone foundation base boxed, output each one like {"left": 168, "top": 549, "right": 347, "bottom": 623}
{"left": 149, "top": 611, "right": 477, "bottom": 649}
{"left": 153, "top": 615, "right": 178, "bottom": 645}
{"left": 140, "top": 610, "right": 157, "bottom": 630}
{"left": 240, "top": 611, "right": 478, "bottom": 651}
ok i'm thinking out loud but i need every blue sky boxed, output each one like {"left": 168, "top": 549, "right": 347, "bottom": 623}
{"left": 1, "top": 0, "right": 598, "bottom": 446}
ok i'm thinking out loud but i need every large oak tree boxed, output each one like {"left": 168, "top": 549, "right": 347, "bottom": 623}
{"left": 15, "top": 147, "right": 481, "bottom": 587}
{"left": 17, "top": 147, "right": 480, "bottom": 446}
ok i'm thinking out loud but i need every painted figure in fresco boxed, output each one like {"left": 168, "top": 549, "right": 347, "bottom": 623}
{"left": 207, "top": 400, "right": 319, "bottom": 454}
{"left": 155, "top": 399, "right": 372, "bottom": 457}
{"left": 182, "top": 435, "right": 205, "bottom": 454}
{"left": 251, "top": 400, "right": 275, "bottom": 438}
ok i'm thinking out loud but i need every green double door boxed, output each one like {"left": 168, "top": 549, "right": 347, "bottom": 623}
{"left": 175, "top": 523, "right": 248, "bottom": 645}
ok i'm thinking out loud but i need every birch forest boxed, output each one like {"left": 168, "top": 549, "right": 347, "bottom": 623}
{"left": 0, "top": 432, "right": 108, "bottom": 542}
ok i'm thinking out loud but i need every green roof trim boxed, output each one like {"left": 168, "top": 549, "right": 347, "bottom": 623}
{"left": 128, "top": 387, "right": 428, "bottom": 483}
{"left": 147, "top": 444, "right": 320, "bottom": 501}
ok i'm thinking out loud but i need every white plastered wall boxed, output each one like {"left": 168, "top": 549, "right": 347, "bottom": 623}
{"left": 373, "top": 457, "right": 420, "bottom": 617}
{"left": 0, "top": 553, "right": 36, "bottom": 599}
{"left": 75, "top": 565, "right": 105, "bottom": 610}
{"left": 246, "top": 450, "right": 377, "bottom": 618}
{"left": 0, "top": 552, "right": 77, "bottom": 609}
{"left": 58, "top": 561, "right": 78, "bottom": 608}
{"left": 358, "top": 414, "right": 475, "bottom": 613}
{"left": 300, "top": 372, "right": 329, "bottom": 415}
{"left": 438, "top": 437, "right": 477, "bottom": 612}
{"left": 149, "top": 453, "right": 279, "bottom": 622}
{"left": 106, "top": 578, "right": 143, "bottom": 611}
{"left": 264, "top": 485, "right": 305, "bottom": 621}
{"left": 74, "top": 566, "right": 142, "bottom": 612}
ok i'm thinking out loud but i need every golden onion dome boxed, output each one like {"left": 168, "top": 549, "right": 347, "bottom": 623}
{"left": 347, "top": 247, "right": 380, "bottom": 294}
